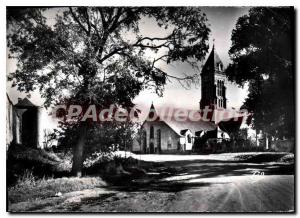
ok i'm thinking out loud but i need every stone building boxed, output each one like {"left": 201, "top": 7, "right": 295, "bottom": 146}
{"left": 131, "top": 103, "right": 216, "bottom": 154}
{"left": 6, "top": 94, "right": 45, "bottom": 149}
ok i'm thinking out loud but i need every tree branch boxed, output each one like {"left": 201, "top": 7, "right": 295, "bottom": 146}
{"left": 84, "top": 8, "right": 91, "bottom": 35}
{"left": 108, "top": 8, "right": 124, "bottom": 32}
{"left": 69, "top": 7, "right": 89, "bottom": 36}
{"left": 97, "top": 8, "right": 107, "bottom": 29}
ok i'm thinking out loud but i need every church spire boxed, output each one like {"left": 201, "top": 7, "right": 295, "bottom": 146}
{"left": 147, "top": 102, "right": 159, "bottom": 121}
{"left": 204, "top": 39, "right": 223, "bottom": 71}
{"left": 150, "top": 101, "right": 155, "bottom": 110}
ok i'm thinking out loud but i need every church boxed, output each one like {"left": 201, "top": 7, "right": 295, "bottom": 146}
{"left": 131, "top": 45, "right": 241, "bottom": 154}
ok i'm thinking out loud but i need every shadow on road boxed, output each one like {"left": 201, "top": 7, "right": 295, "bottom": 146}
{"left": 103, "top": 159, "right": 294, "bottom": 193}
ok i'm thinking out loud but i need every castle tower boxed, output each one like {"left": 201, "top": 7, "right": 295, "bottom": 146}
{"left": 200, "top": 44, "right": 227, "bottom": 111}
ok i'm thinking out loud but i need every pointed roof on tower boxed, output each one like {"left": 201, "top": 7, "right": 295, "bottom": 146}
{"left": 202, "top": 42, "right": 224, "bottom": 73}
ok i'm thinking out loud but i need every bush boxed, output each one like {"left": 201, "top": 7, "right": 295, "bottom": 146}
{"left": 7, "top": 144, "right": 72, "bottom": 186}
{"left": 235, "top": 153, "right": 289, "bottom": 163}
{"left": 279, "top": 154, "right": 294, "bottom": 163}
{"left": 83, "top": 151, "right": 139, "bottom": 175}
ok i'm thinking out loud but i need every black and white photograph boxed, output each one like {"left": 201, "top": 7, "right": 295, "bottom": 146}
{"left": 5, "top": 4, "right": 295, "bottom": 213}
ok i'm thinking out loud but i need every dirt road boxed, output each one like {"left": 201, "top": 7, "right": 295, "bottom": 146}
{"left": 69, "top": 175, "right": 293, "bottom": 212}
{"left": 9, "top": 155, "right": 294, "bottom": 212}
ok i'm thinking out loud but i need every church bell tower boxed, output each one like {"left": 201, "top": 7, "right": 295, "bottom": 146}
{"left": 200, "top": 43, "right": 227, "bottom": 111}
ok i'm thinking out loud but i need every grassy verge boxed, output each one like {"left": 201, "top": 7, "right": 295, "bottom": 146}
{"left": 8, "top": 170, "right": 106, "bottom": 204}
{"left": 7, "top": 146, "right": 150, "bottom": 204}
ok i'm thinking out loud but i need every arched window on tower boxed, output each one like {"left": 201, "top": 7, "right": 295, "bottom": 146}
{"left": 156, "top": 129, "right": 161, "bottom": 152}
{"left": 143, "top": 130, "right": 147, "bottom": 153}
{"left": 150, "top": 126, "right": 154, "bottom": 139}
{"left": 220, "top": 81, "right": 222, "bottom": 96}
{"left": 187, "top": 134, "right": 191, "bottom": 143}
{"left": 218, "top": 80, "right": 221, "bottom": 96}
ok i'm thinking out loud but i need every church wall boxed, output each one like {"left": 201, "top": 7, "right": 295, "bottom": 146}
{"left": 141, "top": 121, "right": 181, "bottom": 153}
{"left": 200, "top": 65, "right": 215, "bottom": 109}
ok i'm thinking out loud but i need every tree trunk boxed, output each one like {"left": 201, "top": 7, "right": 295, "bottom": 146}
{"left": 72, "top": 123, "right": 87, "bottom": 177}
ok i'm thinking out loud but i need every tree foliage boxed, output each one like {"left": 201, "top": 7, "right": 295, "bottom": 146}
{"left": 58, "top": 121, "right": 137, "bottom": 154}
{"left": 7, "top": 7, "right": 210, "bottom": 175}
{"left": 225, "top": 7, "right": 294, "bottom": 139}
{"left": 7, "top": 7, "right": 210, "bottom": 109}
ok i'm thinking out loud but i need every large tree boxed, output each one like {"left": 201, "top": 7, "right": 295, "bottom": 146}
{"left": 7, "top": 7, "right": 210, "bottom": 176}
{"left": 225, "top": 7, "right": 294, "bottom": 140}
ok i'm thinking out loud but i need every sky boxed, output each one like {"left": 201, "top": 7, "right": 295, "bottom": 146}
{"left": 6, "top": 7, "right": 251, "bottom": 116}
